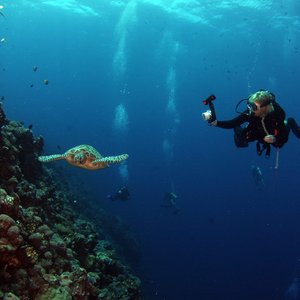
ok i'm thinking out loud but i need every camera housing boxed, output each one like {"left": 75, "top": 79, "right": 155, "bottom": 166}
{"left": 202, "top": 110, "right": 212, "bottom": 121}
{"left": 202, "top": 94, "right": 216, "bottom": 122}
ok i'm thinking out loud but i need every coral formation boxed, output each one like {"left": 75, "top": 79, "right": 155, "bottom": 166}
{"left": 0, "top": 102, "right": 142, "bottom": 299}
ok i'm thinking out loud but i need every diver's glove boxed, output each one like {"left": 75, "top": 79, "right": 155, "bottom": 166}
{"left": 264, "top": 134, "right": 276, "bottom": 144}
{"left": 209, "top": 119, "right": 218, "bottom": 126}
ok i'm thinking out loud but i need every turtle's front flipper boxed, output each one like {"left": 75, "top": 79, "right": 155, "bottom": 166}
{"left": 93, "top": 154, "right": 129, "bottom": 166}
{"left": 38, "top": 154, "right": 65, "bottom": 163}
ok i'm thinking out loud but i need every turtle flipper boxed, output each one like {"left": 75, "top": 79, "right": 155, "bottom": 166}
{"left": 93, "top": 154, "right": 129, "bottom": 165}
{"left": 38, "top": 154, "right": 65, "bottom": 163}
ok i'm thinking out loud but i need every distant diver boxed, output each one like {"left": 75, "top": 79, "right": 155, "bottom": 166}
{"left": 107, "top": 186, "right": 130, "bottom": 201}
{"left": 161, "top": 192, "right": 181, "bottom": 214}
{"left": 285, "top": 259, "right": 300, "bottom": 300}
{"left": 251, "top": 165, "right": 265, "bottom": 190}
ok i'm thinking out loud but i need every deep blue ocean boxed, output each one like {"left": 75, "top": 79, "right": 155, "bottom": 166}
{"left": 1, "top": 1, "right": 300, "bottom": 299}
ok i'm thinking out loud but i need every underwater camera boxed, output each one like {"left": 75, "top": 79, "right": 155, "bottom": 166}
{"left": 202, "top": 110, "right": 212, "bottom": 121}
{"left": 202, "top": 94, "right": 216, "bottom": 122}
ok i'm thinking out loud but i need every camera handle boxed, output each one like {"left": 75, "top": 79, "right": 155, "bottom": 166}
{"left": 208, "top": 101, "right": 216, "bottom": 122}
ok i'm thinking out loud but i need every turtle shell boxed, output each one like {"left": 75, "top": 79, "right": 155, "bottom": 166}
{"left": 64, "top": 145, "right": 104, "bottom": 170}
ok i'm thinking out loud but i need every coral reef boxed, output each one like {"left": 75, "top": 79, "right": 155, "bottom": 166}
{"left": 0, "top": 102, "right": 143, "bottom": 299}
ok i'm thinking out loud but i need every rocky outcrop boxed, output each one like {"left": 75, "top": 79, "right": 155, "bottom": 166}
{"left": 0, "top": 102, "right": 142, "bottom": 299}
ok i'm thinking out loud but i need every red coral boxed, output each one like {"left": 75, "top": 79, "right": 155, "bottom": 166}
{"left": 7, "top": 225, "right": 23, "bottom": 246}
{"left": 0, "top": 214, "right": 15, "bottom": 235}
{"left": 0, "top": 214, "right": 23, "bottom": 253}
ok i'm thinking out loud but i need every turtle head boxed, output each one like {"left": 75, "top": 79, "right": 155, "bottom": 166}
{"left": 74, "top": 152, "right": 86, "bottom": 164}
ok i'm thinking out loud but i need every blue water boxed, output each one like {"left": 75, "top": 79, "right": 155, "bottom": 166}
{"left": 1, "top": 1, "right": 300, "bottom": 299}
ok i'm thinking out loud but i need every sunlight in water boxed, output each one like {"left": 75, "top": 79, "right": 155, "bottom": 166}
{"left": 42, "top": 0, "right": 98, "bottom": 16}
{"left": 113, "top": 104, "right": 129, "bottom": 133}
{"left": 113, "top": 0, "right": 137, "bottom": 79}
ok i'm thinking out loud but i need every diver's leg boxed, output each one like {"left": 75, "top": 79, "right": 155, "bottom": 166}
{"left": 287, "top": 118, "right": 300, "bottom": 138}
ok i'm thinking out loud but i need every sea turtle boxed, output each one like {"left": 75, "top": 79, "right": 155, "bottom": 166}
{"left": 38, "top": 144, "right": 129, "bottom": 170}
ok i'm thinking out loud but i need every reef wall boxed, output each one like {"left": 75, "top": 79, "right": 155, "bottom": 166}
{"left": 0, "top": 102, "right": 143, "bottom": 299}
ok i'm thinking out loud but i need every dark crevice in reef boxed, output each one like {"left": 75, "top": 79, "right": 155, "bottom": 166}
{"left": 0, "top": 102, "right": 143, "bottom": 300}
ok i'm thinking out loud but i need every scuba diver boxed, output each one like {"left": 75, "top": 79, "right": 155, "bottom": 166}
{"left": 161, "top": 192, "right": 181, "bottom": 214}
{"left": 203, "top": 90, "right": 300, "bottom": 158}
{"left": 285, "top": 259, "right": 300, "bottom": 300}
{"left": 251, "top": 165, "right": 265, "bottom": 190}
{"left": 107, "top": 186, "right": 130, "bottom": 201}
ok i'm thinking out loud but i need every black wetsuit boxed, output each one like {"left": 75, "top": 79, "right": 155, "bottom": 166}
{"left": 216, "top": 102, "right": 300, "bottom": 154}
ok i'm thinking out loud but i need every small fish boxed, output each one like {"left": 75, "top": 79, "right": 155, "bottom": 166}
{"left": 0, "top": 37, "right": 6, "bottom": 43}
{"left": 33, "top": 66, "right": 38, "bottom": 72}
{"left": 43, "top": 79, "right": 49, "bottom": 85}
{"left": 0, "top": 5, "right": 5, "bottom": 18}
{"left": 28, "top": 124, "right": 33, "bottom": 130}
{"left": 30, "top": 84, "right": 34, "bottom": 88}
{"left": 0, "top": 96, "right": 5, "bottom": 101}
{"left": 57, "top": 145, "right": 61, "bottom": 150}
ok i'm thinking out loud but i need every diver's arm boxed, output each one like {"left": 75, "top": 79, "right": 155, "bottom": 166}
{"left": 215, "top": 114, "right": 248, "bottom": 129}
